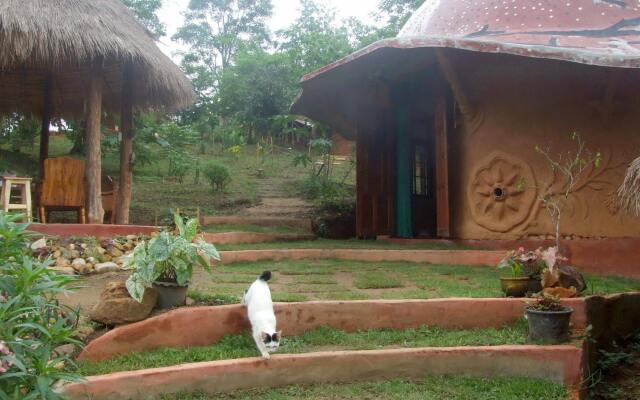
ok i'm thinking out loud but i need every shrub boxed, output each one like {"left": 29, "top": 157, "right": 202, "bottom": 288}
{"left": 167, "top": 150, "right": 191, "bottom": 183}
{"left": 203, "top": 162, "right": 231, "bottom": 192}
{"left": 0, "top": 212, "right": 82, "bottom": 399}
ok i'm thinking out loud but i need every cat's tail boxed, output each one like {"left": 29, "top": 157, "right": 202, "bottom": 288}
{"left": 259, "top": 271, "right": 272, "bottom": 282}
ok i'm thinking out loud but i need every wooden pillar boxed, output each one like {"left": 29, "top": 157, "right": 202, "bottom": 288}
{"left": 85, "top": 57, "right": 105, "bottom": 224}
{"left": 116, "top": 61, "right": 134, "bottom": 224}
{"left": 39, "top": 72, "right": 53, "bottom": 180}
{"left": 435, "top": 87, "right": 451, "bottom": 238}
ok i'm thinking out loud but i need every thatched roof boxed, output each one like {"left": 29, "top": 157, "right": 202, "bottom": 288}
{"left": 619, "top": 156, "right": 640, "bottom": 217}
{"left": 0, "top": 0, "right": 195, "bottom": 117}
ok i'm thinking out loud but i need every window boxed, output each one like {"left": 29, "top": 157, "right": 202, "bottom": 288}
{"left": 413, "top": 146, "right": 428, "bottom": 197}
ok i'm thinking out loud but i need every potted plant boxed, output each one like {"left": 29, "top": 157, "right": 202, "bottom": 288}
{"left": 498, "top": 247, "right": 544, "bottom": 297}
{"left": 525, "top": 294, "right": 573, "bottom": 344}
{"left": 125, "top": 213, "right": 220, "bottom": 309}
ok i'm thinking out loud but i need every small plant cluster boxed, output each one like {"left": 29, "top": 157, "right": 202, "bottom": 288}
{"left": 526, "top": 293, "right": 567, "bottom": 312}
{"left": 203, "top": 162, "right": 232, "bottom": 192}
{"left": 0, "top": 212, "right": 82, "bottom": 399}
{"left": 125, "top": 213, "right": 220, "bottom": 302}
{"left": 498, "top": 247, "right": 553, "bottom": 278}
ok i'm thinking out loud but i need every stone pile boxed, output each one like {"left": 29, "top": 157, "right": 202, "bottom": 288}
{"left": 30, "top": 235, "right": 151, "bottom": 276}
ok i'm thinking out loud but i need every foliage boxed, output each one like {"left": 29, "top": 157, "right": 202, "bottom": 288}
{"left": 203, "top": 162, "right": 231, "bottom": 192}
{"left": 0, "top": 212, "right": 82, "bottom": 399}
{"left": 125, "top": 213, "right": 220, "bottom": 302}
{"left": 532, "top": 132, "right": 602, "bottom": 250}
{"left": 122, "top": 0, "right": 166, "bottom": 37}
{"left": 374, "top": 0, "right": 426, "bottom": 37}
{"left": 526, "top": 293, "right": 568, "bottom": 312}
{"left": 0, "top": 212, "right": 33, "bottom": 260}
{"left": 167, "top": 151, "right": 192, "bottom": 184}
{"left": 0, "top": 114, "right": 40, "bottom": 154}
{"left": 498, "top": 247, "right": 549, "bottom": 278}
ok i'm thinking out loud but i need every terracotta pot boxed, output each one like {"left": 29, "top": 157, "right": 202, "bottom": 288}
{"left": 500, "top": 277, "right": 536, "bottom": 297}
{"left": 152, "top": 281, "right": 188, "bottom": 309}
{"left": 526, "top": 307, "right": 573, "bottom": 344}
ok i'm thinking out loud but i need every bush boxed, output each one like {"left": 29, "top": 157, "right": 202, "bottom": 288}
{"left": 203, "top": 162, "right": 231, "bottom": 192}
{"left": 0, "top": 212, "right": 82, "bottom": 399}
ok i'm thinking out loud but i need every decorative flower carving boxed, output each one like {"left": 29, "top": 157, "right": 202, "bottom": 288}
{"left": 468, "top": 152, "right": 537, "bottom": 233}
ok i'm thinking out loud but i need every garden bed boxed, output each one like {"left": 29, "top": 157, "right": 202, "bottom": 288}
{"left": 77, "top": 322, "right": 531, "bottom": 375}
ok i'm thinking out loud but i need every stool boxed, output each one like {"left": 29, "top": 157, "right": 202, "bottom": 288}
{"left": 1, "top": 177, "right": 32, "bottom": 221}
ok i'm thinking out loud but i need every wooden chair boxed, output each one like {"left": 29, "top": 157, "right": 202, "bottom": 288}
{"left": 39, "top": 157, "right": 119, "bottom": 224}
{"left": 39, "top": 157, "right": 86, "bottom": 223}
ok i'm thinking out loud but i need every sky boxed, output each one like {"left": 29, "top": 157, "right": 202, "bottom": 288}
{"left": 156, "top": 0, "right": 381, "bottom": 60}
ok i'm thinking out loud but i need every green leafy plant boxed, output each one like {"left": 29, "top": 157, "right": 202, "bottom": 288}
{"left": 203, "top": 162, "right": 231, "bottom": 192}
{"left": 526, "top": 293, "right": 568, "bottom": 312}
{"left": 125, "top": 213, "right": 221, "bottom": 302}
{"left": 0, "top": 212, "right": 82, "bottom": 399}
{"left": 167, "top": 150, "right": 192, "bottom": 183}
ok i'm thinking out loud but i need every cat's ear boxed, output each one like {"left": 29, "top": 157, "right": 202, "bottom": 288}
{"left": 274, "top": 330, "right": 282, "bottom": 341}
{"left": 261, "top": 332, "right": 269, "bottom": 341}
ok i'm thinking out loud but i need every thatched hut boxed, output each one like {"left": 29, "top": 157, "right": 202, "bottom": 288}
{"left": 620, "top": 157, "right": 640, "bottom": 217}
{"left": 292, "top": 0, "right": 640, "bottom": 275}
{"left": 0, "top": 0, "right": 195, "bottom": 223}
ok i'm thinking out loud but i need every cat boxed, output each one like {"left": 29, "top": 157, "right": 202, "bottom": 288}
{"left": 242, "top": 271, "right": 281, "bottom": 359}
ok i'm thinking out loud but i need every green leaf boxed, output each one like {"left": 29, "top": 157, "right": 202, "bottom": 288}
{"left": 184, "top": 218, "right": 198, "bottom": 242}
{"left": 174, "top": 212, "right": 186, "bottom": 237}
{"left": 148, "top": 232, "right": 173, "bottom": 262}
{"left": 126, "top": 274, "right": 147, "bottom": 303}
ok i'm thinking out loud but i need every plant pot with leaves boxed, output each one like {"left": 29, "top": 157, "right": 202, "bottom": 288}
{"left": 525, "top": 294, "right": 573, "bottom": 344}
{"left": 498, "top": 247, "right": 544, "bottom": 297}
{"left": 125, "top": 213, "right": 220, "bottom": 309}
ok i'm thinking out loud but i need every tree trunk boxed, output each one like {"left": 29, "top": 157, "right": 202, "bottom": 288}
{"left": 116, "top": 61, "right": 134, "bottom": 224}
{"left": 38, "top": 72, "right": 53, "bottom": 181}
{"left": 85, "top": 57, "right": 105, "bottom": 224}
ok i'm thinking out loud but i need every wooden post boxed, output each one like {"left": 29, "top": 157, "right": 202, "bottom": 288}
{"left": 85, "top": 57, "right": 105, "bottom": 224}
{"left": 116, "top": 61, "right": 134, "bottom": 224}
{"left": 434, "top": 87, "right": 450, "bottom": 238}
{"left": 39, "top": 72, "right": 53, "bottom": 180}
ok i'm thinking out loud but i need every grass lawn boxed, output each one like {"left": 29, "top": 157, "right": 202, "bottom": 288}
{"left": 187, "top": 259, "right": 640, "bottom": 304}
{"left": 216, "top": 239, "right": 473, "bottom": 251}
{"left": 202, "top": 224, "right": 308, "bottom": 235}
{"left": 161, "top": 376, "right": 569, "bottom": 400}
{"left": 77, "top": 322, "right": 528, "bottom": 376}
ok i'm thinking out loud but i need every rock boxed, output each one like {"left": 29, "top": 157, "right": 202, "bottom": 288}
{"left": 75, "top": 326, "right": 95, "bottom": 341}
{"left": 69, "top": 250, "right": 80, "bottom": 259}
{"left": 113, "top": 242, "right": 124, "bottom": 251}
{"left": 558, "top": 265, "right": 587, "bottom": 293}
{"left": 95, "top": 262, "right": 119, "bottom": 274}
{"left": 71, "top": 258, "right": 91, "bottom": 275}
{"left": 68, "top": 244, "right": 76, "bottom": 250}
{"left": 186, "top": 297, "right": 195, "bottom": 306}
{"left": 52, "top": 250, "right": 61, "bottom": 259}
{"left": 87, "top": 257, "right": 97, "bottom": 264}
{"left": 126, "top": 235, "right": 137, "bottom": 241}
{"left": 80, "top": 243, "right": 88, "bottom": 249}
{"left": 54, "top": 344, "right": 76, "bottom": 356}
{"left": 30, "top": 238, "right": 47, "bottom": 250}
{"left": 108, "top": 247, "right": 123, "bottom": 257}
{"left": 113, "top": 255, "right": 131, "bottom": 265}
{"left": 90, "top": 281, "right": 158, "bottom": 325}
{"left": 96, "top": 247, "right": 107, "bottom": 255}
{"left": 55, "top": 257, "right": 70, "bottom": 267}
{"left": 50, "top": 266, "right": 75, "bottom": 275}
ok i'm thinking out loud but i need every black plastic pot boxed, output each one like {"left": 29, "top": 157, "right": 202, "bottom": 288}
{"left": 152, "top": 281, "right": 188, "bottom": 309}
{"left": 526, "top": 307, "right": 573, "bottom": 344}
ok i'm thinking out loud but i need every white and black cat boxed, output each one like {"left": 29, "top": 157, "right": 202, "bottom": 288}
{"left": 242, "top": 271, "right": 281, "bottom": 359}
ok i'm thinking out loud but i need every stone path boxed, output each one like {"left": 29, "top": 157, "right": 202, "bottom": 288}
{"left": 243, "top": 179, "right": 312, "bottom": 218}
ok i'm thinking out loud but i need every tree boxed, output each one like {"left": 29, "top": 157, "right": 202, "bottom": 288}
{"left": 173, "top": 0, "right": 273, "bottom": 91}
{"left": 374, "top": 0, "right": 426, "bottom": 37}
{"left": 122, "top": 0, "right": 166, "bottom": 38}
{"left": 218, "top": 49, "right": 296, "bottom": 137}
{"left": 279, "top": 0, "right": 354, "bottom": 79}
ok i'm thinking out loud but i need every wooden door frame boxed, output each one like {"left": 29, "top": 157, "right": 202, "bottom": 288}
{"left": 434, "top": 85, "right": 451, "bottom": 238}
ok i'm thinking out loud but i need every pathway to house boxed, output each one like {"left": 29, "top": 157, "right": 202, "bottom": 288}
{"left": 243, "top": 178, "right": 312, "bottom": 219}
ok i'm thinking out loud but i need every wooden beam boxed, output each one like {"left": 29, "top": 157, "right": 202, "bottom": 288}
{"left": 85, "top": 57, "right": 105, "bottom": 224}
{"left": 435, "top": 50, "right": 474, "bottom": 119}
{"left": 116, "top": 61, "right": 134, "bottom": 224}
{"left": 39, "top": 72, "right": 53, "bottom": 181}
{"left": 435, "top": 87, "right": 451, "bottom": 238}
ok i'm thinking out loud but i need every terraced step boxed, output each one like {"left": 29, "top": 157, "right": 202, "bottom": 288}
{"left": 201, "top": 216, "right": 312, "bottom": 231}
{"left": 200, "top": 231, "right": 316, "bottom": 245}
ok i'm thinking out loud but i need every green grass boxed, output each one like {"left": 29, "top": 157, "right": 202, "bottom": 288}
{"left": 202, "top": 224, "right": 307, "bottom": 235}
{"left": 162, "top": 376, "right": 569, "bottom": 400}
{"left": 216, "top": 239, "right": 472, "bottom": 251}
{"left": 189, "top": 259, "right": 640, "bottom": 303}
{"left": 354, "top": 273, "right": 404, "bottom": 289}
{"left": 77, "top": 322, "right": 528, "bottom": 376}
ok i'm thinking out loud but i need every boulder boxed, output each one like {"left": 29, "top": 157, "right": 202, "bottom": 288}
{"left": 90, "top": 281, "right": 158, "bottom": 325}
{"left": 108, "top": 247, "right": 123, "bottom": 257}
{"left": 95, "top": 262, "right": 119, "bottom": 274}
{"left": 71, "top": 258, "right": 91, "bottom": 275}
{"left": 558, "top": 265, "right": 587, "bottom": 293}
{"left": 50, "top": 266, "right": 75, "bottom": 275}
{"left": 30, "top": 238, "right": 47, "bottom": 250}
{"left": 56, "top": 257, "right": 70, "bottom": 267}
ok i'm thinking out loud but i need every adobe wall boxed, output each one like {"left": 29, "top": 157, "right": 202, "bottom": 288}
{"left": 443, "top": 50, "right": 640, "bottom": 241}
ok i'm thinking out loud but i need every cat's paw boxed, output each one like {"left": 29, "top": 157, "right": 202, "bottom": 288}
{"left": 261, "top": 352, "right": 271, "bottom": 360}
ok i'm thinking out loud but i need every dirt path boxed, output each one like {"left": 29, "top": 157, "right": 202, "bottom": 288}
{"left": 243, "top": 179, "right": 312, "bottom": 218}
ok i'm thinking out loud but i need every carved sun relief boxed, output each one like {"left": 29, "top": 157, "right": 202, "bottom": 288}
{"left": 468, "top": 152, "right": 537, "bottom": 233}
